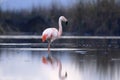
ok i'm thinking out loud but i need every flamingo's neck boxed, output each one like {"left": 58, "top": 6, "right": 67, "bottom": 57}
{"left": 58, "top": 18, "right": 62, "bottom": 36}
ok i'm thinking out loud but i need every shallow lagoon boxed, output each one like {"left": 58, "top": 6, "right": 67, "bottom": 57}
{"left": 0, "top": 48, "right": 119, "bottom": 80}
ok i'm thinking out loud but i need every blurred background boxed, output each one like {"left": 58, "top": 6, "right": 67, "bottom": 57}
{"left": 0, "top": 1, "right": 120, "bottom": 80}
{"left": 0, "top": 0, "right": 120, "bottom": 36}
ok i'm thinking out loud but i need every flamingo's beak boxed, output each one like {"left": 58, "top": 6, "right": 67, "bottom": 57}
{"left": 65, "top": 21, "right": 68, "bottom": 25}
{"left": 42, "top": 34, "right": 47, "bottom": 42}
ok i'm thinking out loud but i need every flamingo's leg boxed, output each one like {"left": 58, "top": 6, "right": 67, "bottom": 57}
{"left": 48, "top": 41, "right": 51, "bottom": 54}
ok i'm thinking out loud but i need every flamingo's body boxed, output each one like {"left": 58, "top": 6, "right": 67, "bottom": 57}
{"left": 42, "top": 28, "right": 59, "bottom": 42}
{"left": 42, "top": 16, "right": 68, "bottom": 52}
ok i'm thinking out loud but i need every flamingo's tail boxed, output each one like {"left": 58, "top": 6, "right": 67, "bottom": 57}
{"left": 42, "top": 34, "right": 47, "bottom": 42}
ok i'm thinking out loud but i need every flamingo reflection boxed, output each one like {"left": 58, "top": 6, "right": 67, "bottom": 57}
{"left": 42, "top": 54, "right": 67, "bottom": 80}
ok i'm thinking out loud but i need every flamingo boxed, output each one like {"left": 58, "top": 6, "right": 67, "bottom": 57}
{"left": 41, "top": 16, "right": 68, "bottom": 80}
{"left": 42, "top": 16, "right": 68, "bottom": 53}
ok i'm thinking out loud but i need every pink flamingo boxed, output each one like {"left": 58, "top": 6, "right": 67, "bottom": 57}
{"left": 42, "top": 16, "right": 68, "bottom": 53}
{"left": 41, "top": 16, "right": 68, "bottom": 80}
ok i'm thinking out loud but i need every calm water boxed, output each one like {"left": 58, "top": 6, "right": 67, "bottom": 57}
{"left": 0, "top": 48, "right": 120, "bottom": 80}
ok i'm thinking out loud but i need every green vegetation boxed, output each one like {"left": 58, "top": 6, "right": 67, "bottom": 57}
{"left": 0, "top": 0, "right": 120, "bottom": 36}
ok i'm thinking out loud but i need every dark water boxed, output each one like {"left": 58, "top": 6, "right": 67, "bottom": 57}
{"left": 0, "top": 47, "right": 120, "bottom": 80}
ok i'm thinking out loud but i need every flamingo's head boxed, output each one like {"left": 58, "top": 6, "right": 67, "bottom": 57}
{"left": 42, "top": 34, "right": 47, "bottom": 42}
{"left": 60, "top": 16, "right": 68, "bottom": 25}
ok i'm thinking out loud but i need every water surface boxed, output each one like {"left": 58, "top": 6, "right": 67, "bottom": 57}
{"left": 0, "top": 48, "right": 120, "bottom": 80}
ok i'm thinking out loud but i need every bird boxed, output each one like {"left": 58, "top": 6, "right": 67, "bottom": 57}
{"left": 42, "top": 16, "right": 68, "bottom": 53}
